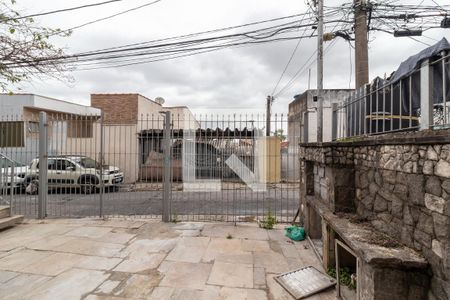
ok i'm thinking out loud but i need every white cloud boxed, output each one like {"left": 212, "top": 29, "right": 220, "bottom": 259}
{"left": 12, "top": 0, "right": 450, "bottom": 113}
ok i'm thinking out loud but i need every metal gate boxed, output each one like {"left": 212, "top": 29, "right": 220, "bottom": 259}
{"left": 1, "top": 111, "right": 301, "bottom": 223}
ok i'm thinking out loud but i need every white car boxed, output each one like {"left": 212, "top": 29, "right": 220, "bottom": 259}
{"left": 25, "top": 155, "right": 124, "bottom": 194}
{"left": 0, "top": 154, "right": 28, "bottom": 192}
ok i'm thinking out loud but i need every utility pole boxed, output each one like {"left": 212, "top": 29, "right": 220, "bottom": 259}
{"left": 354, "top": 0, "right": 369, "bottom": 88}
{"left": 316, "top": 0, "right": 324, "bottom": 142}
{"left": 266, "top": 95, "right": 273, "bottom": 136}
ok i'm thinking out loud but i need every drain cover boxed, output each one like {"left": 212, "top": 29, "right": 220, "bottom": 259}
{"left": 274, "top": 266, "right": 336, "bottom": 299}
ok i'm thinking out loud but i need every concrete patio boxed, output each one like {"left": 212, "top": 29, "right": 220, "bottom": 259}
{"left": 0, "top": 218, "right": 335, "bottom": 299}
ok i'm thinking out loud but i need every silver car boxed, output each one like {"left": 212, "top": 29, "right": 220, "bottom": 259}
{"left": 0, "top": 153, "right": 28, "bottom": 192}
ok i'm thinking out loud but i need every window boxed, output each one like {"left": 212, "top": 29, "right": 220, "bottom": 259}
{"left": 67, "top": 120, "right": 93, "bottom": 138}
{"left": 0, "top": 122, "right": 24, "bottom": 147}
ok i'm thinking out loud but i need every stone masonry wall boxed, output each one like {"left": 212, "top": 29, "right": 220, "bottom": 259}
{"left": 354, "top": 144, "right": 449, "bottom": 300}
{"left": 299, "top": 133, "right": 450, "bottom": 300}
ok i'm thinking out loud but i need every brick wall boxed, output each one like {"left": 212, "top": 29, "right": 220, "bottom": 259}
{"left": 91, "top": 94, "right": 138, "bottom": 124}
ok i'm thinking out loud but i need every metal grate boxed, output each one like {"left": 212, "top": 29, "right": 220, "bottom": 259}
{"left": 274, "top": 266, "right": 336, "bottom": 299}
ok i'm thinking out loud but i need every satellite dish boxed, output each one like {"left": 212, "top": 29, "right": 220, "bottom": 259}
{"left": 155, "top": 97, "right": 165, "bottom": 105}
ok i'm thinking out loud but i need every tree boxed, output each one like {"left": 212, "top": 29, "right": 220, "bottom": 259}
{"left": 273, "top": 129, "right": 286, "bottom": 141}
{"left": 0, "top": 0, "right": 71, "bottom": 92}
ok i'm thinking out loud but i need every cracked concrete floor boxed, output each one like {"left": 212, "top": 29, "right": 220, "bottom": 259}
{"left": 0, "top": 218, "right": 336, "bottom": 300}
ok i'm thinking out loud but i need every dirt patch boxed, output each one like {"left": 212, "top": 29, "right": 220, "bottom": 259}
{"left": 336, "top": 212, "right": 402, "bottom": 248}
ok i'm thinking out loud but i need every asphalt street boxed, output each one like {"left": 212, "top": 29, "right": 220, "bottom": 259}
{"left": 8, "top": 186, "right": 299, "bottom": 222}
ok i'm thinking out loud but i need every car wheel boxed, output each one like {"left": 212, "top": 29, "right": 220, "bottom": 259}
{"left": 80, "top": 178, "right": 96, "bottom": 194}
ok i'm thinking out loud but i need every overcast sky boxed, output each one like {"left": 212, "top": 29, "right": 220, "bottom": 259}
{"left": 13, "top": 0, "right": 450, "bottom": 114}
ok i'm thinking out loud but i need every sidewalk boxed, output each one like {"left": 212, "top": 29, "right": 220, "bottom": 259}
{"left": 0, "top": 218, "right": 335, "bottom": 299}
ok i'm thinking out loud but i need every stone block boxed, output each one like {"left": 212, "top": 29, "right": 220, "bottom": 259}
{"left": 407, "top": 174, "right": 425, "bottom": 206}
{"left": 432, "top": 212, "right": 450, "bottom": 239}
{"left": 401, "top": 225, "right": 414, "bottom": 248}
{"left": 442, "top": 179, "right": 450, "bottom": 194}
{"left": 414, "top": 229, "right": 432, "bottom": 249}
{"left": 432, "top": 240, "right": 443, "bottom": 258}
{"left": 417, "top": 212, "right": 434, "bottom": 235}
{"left": 423, "top": 161, "right": 434, "bottom": 175}
{"left": 369, "top": 182, "right": 379, "bottom": 196}
{"left": 427, "top": 146, "right": 439, "bottom": 161}
{"left": 374, "top": 195, "right": 388, "bottom": 212}
{"left": 425, "top": 176, "right": 442, "bottom": 197}
{"left": 393, "top": 184, "right": 408, "bottom": 201}
{"left": 391, "top": 197, "right": 404, "bottom": 218}
{"left": 425, "top": 193, "right": 446, "bottom": 214}
{"left": 403, "top": 161, "right": 415, "bottom": 173}
{"left": 383, "top": 170, "right": 397, "bottom": 185}
{"left": 435, "top": 160, "right": 450, "bottom": 179}
{"left": 403, "top": 206, "right": 415, "bottom": 226}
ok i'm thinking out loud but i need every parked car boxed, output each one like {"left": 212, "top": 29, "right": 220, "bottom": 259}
{"left": 24, "top": 155, "right": 124, "bottom": 194}
{"left": 0, "top": 153, "right": 28, "bottom": 193}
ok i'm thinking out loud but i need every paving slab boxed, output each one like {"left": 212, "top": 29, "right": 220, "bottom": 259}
{"left": 219, "top": 287, "right": 267, "bottom": 300}
{"left": 168, "top": 286, "right": 220, "bottom": 300}
{"left": 75, "top": 255, "right": 123, "bottom": 271}
{"left": 166, "top": 244, "right": 207, "bottom": 263}
{"left": 148, "top": 286, "right": 175, "bottom": 300}
{"left": 201, "top": 223, "right": 236, "bottom": 238}
{"left": 0, "top": 249, "right": 52, "bottom": 272}
{"left": 25, "top": 268, "right": 109, "bottom": 300}
{"left": 207, "top": 261, "right": 253, "bottom": 288}
{"left": 253, "top": 250, "right": 290, "bottom": 273}
{"left": 120, "top": 238, "right": 178, "bottom": 258}
{"left": 171, "top": 222, "right": 205, "bottom": 231}
{"left": 21, "top": 252, "right": 84, "bottom": 276}
{"left": 176, "top": 229, "right": 201, "bottom": 237}
{"left": 0, "top": 270, "right": 18, "bottom": 283}
{"left": 113, "top": 253, "right": 166, "bottom": 273}
{"left": 0, "top": 219, "right": 335, "bottom": 300}
{"left": 94, "top": 279, "right": 122, "bottom": 294}
{"left": 242, "top": 239, "right": 271, "bottom": 252}
{"left": 84, "top": 295, "right": 127, "bottom": 300}
{"left": 179, "top": 236, "right": 210, "bottom": 247}
{"left": 93, "top": 231, "right": 136, "bottom": 244}
{"left": 215, "top": 251, "right": 253, "bottom": 264}
{"left": 202, "top": 237, "right": 242, "bottom": 262}
{"left": 112, "top": 272, "right": 162, "bottom": 298}
{"left": 55, "top": 238, "right": 124, "bottom": 257}
{"left": 159, "top": 261, "right": 212, "bottom": 290}
{"left": 26, "top": 235, "right": 78, "bottom": 251}
{"left": 65, "top": 226, "right": 113, "bottom": 239}
{"left": 0, "top": 273, "right": 52, "bottom": 300}
{"left": 253, "top": 266, "right": 267, "bottom": 289}
{"left": 232, "top": 224, "right": 269, "bottom": 240}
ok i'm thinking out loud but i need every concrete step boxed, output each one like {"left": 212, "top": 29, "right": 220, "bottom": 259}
{"left": 0, "top": 206, "right": 10, "bottom": 219}
{"left": 0, "top": 215, "right": 24, "bottom": 230}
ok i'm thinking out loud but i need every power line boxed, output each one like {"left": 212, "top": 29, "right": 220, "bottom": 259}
{"left": 59, "top": 0, "right": 162, "bottom": 34}
{"left": 10, "top": 0, "right": 126, "bottom": 21}
{"left": 271, "top": 8, "right": 311, "bottom": 96}
{"left": 8, "top": 19, "right": 348, "bottom": 68}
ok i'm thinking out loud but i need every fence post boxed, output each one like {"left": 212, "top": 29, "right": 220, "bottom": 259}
{"left": 9, "top": 165, "right": 14, "bottom": 216}
{"left": 331, "top": 103, "right": 338, "bottom": 141}
{"left": 162, "top": 111, "right": 172, "bottom": 222}
{"left": 38, "top": 112, "right": 48, "bottom": 219}
{"left": 420, "top": 59, "right": 434, "bottom": 130}
{"left": 99, "top": 112, "right": 104, "bottom": 218}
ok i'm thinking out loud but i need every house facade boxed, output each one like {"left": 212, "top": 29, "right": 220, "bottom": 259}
{"left": 90, "top": 94, "right": 199, "bottom": 183}
{"left": 288, "top": 89, "right": 354, "bottom": 144}
{"left": 0, "top": 94, "right": 101, "bottom": 165}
